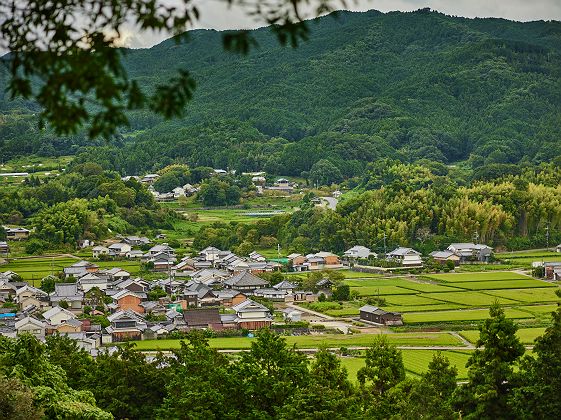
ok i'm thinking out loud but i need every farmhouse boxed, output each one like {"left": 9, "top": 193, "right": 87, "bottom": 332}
{"left": 42, "top": 306, "right": 77, "bottom": 326}
{"left": 50, "top": 283, "right": 84, "bottom": 310}
{"left": 223, "top": 271, "right": 269, "bottom": 292}
{"left": 429, "top": 250, "right": 460, "bottom": 265}
{"left": 359, "top": 305, "right": 403, "bottom": 326}
{"left": 183, "top": 308, "right": 223, "bottom": 330}
{"left": 105, "top": 310, "right": 147, "bottom": 342}
{"left": 386, "top": 247, "right": 423, "bottom": 267}
{"left": 15, "top": 316, "right": 46, "bottom": 339}
{"left": 108, "top": 243, "right": 132, "bottom": 257}
{"left": 231, "top": 299, "right": 272, "bottom": 330}
{"left": 447, "top": 243, "right": 493, "bottom": 263}
{"left": 92, "top": 245, "right": 109, "bottom": 258}
{"left": 344, "top": 246, "right": 377, "bottom": 261}
{"left": 113, "top": 290, "right": 145, "bottom": 313}
{"left": 4, "top": 227, "right": 30, "bottom": 241}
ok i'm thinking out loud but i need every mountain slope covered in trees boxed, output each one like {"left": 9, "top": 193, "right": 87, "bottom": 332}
{"left": 1, "top": 9, "right": 561, "bottom": 176}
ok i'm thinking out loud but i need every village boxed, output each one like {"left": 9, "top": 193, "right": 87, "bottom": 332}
{"left": 4, "top": 230, "right": 555, "bottom": 355}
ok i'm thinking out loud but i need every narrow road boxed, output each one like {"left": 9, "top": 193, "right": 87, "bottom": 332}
{"left": 284, "top": 303, "right": 334, "bottom": 320}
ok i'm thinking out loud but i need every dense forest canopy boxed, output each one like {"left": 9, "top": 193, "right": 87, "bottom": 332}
{"left": 1, "top": 9, "right": 561, "bottom": 176}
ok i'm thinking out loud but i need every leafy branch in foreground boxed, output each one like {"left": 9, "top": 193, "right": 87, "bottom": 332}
{"left": 0, "top": 0, "right": 345, "bottom": 137}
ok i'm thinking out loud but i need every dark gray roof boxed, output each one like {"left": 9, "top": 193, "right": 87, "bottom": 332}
{"left": 224, "top": 271, "right": 268, "bottom": 288}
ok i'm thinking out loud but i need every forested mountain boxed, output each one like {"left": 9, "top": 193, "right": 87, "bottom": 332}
{"left": 1, "top": 9, "right": 561, "bottom": 176}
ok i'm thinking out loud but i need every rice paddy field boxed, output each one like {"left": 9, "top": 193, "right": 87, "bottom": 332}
{"left": 459, "top": 327, "right": 547, "bottom": 345}
{"left": 340, "top": 349, "right": 472, "bottom": 381}
{"left": 331, "top": 270, "right": 561, "bottom": 326}
{"left": 496, "top": 250, "right": 561, "bottom": 266}
{"left": 132, "top": 331, "right": 463, "bottom": 351}
{"left": 1, "top": 256, "right": 143, "bottom": 286}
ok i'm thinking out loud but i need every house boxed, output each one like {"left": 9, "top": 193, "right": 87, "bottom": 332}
{"left": 78, "top": 273, "right": 108, "bottom": 292}
{"left": 185, "top": 281, "right": 218, "bottom": 306}
{"left": 100, "top": 267, "right": 131, "bottom": 282}
{"left": 544, "top": 262, "right": 561, "bottom": 280}
{"left": 64, "top": 260, "right": 99, "bottom": 279}
{"left": 556, "top": 244, "right": 561, "bottom": 253}
{"left": 15, "top": 316, "right": 46, "bottom": 339}
{"left": 199, "top": 246, "right": 221, "bottom": 262}
{"left": 223, "top": 271, "right": 269, "bottom": 292}
{"left": 92, "top": 245, "right": 109, "bottom": 258}
{"left": 253, "top": 288, "right": 288, "bottom": 301}
{"left": 147, "top": 244, "right": 175, "bottom": 257}
{"left": 183, "top": 308, "right": 223, "bottom": 330}
{"left": 429, "top": 250, "right": 460, "bottom": 266}
{"left": 0, "top": 280, "right": 18, "bottom": 299}
{"left": 231, "top": 299, "right": 272, "bottom": 330}
{"left": 386, "top": 247, "right": 423, "bottom": 267}
{"left": 113, "top": 290, "right": 144, "bottom": 313}
{"left": 77, "top": 239, "right": 93, "bottom": 249}
{"left": 127, "top": 250, "right": 144, "bottom": 259}
{"left": 42, "top": 306, "right": 77, "bottom": 326}
{"left": 249, "top": 251, "right": 266, "bottom": 262}
{"left": 140, "top": 173, "right": 159, "bottom": 184}
{"left": 447, "top": 243, "right": 493, "bottom": 263}
{"left": 215, "top": 290, "right": 247, "bottom": 308}
{"left": 53, "top": 318, "right": 83, "bottom": 334}
{"left": 16, "top": 285, "right": 49, "bottom": 310}
{"left": 273, "top": 280, "right": 297, "bottom": 294}
{"left": 313, "top": 252, "right": 342, "bottom": 267}
{"left": 282, "top": 308, "right": 302, "bottom": 322}
{"left": 359, "top": 305, "right": 403, "bottom": 326}
{"left": 115, "top": 278, "right": 149, "bottom": 293}
{"left": 344, "top": 246, "right": 377, "bottom": 261}
{"left": 152, "top": 254, "right": 177, "bottom": 272}
{"left": 50, "top": 283, "right": 84, "bottom": 310}
{"left": 123, "top": 236, "right": 151, "bottom": 246}
{"left": 108, "top": 243, "right": 132, "bottom": 257}
{"left": 5, "top": 227, "right": 30, "bottom": 241}
{"left": 105, "top": 310, "right": 147, "bottom": 342}
{"left": 0, "top": 241, "right": 9, "bottom": 256}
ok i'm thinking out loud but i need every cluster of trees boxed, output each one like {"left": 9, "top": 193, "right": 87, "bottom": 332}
{"left": 3, "top": 304, "right": 561, "bottom": 419}
{"left": 3, "top": 10, "right": 561, "bottom": 178}
{"left": 194, "top": 161, "right": 561, "bottom": 254}
{"left": 0, "top": 162, "right": 177, "bottom": 252}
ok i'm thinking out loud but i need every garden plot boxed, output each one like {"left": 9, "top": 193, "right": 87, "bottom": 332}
{"left": 425, "top": 272, "right": 532, "bottom": 283}
{"left": 485, "top": 288, "right": 561, "bottom": 303}
{"left": 421, "top": 291, "right": 520, "bottom": 306}
{"left": 404, "top": 308, "right": 533, "bottom": 324}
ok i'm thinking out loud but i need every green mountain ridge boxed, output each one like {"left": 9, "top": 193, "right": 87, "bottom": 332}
{"left": 1, "top": 9, "right": 561, "bottom": 175}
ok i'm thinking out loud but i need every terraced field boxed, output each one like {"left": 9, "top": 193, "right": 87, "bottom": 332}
{"left": 403, "top": 308, "right": 534, "bottom": 324}
{"left": 424, "top": 272, "right": 532, "bottom": 282}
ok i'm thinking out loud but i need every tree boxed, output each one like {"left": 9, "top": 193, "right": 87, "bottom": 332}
{"left": 235, "top": 329, "right": 309, "bottom": 417}
{"left": 310, "top": 159, "right": 343, "bottom": 186}
{"left": 158, "top": 331, "right": 239, "bottom": 419}
{"left": 1, "top": 0, "right": 335, "bottom": 137}
{"left": 358, "top": 335, "right": 405, "bottom": 397}
{"left": 358, "top": 335, "right": 406, "bottom": 418}
{"left": 332, "top": 284, "right": 350, "bottom": 301}
{"left": 453, "top": 303, "right": 525, "bottom": 419}
{"left": 397, "top": 352, "right": 458, "bottom": 419}
{"left": 86, "top": 342, "right": 167, "bottom": 420}
{"left": 40, "top": 275, "right": 59, "bottom": 293}
{"left": 278, "top": 348, "right": 358, "bottom": 419}
{"left": 0, "top": 376, "right": 43, "bottom": 420}
{"left": 511, "top": 305, "right": 561, "bottom": 418}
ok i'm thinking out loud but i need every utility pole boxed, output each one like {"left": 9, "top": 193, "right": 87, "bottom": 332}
{"left": 383, "top": 233, "right": 387, "bottom": 256}
{"left": 546, "top": 223, "right": 550, "bottom": 251}
{"left": 277, "top": 243, "right": 281, "bottom": 260}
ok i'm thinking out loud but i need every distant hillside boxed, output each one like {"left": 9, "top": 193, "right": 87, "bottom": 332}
{"left": 1, "top": 9, "right": 561, "bottom": 175}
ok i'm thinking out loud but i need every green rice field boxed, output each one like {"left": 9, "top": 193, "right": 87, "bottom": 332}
{"left": 424, "top": 272, "right": 532, "bottom": 282}
{"left": 132, "top": 332, "right": 463, "bottom": 351}
{"left": 403, "top": 308, "right": 534, "bottom": 324}
{"left": 459, "top": 327, "right": 547, "bottom": 345}
{"left": 340, "top": 349, "right": 472, "bottom": 381}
